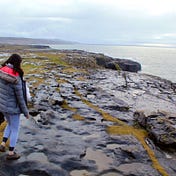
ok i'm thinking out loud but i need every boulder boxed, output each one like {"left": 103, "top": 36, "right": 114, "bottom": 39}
{"left": 116, "top": 59, "right": 141, "bottom": 72}
{"left": 95, "top": 55, "right": 141, "bottom": 72}
{"left": 105, "top": 59, "right": 141, "bottom": 72}
{"left": 134, "top": 111, "right": 176, "bottom": 148}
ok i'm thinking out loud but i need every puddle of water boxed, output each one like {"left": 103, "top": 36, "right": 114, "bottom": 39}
{"left": 70, "top": 170, "right": 90, "bottom": 176}
{"left": 84, "top": 147, "right": 113, "bottom": 172}
{"left": 82, "top": 133, "right": 100, "bottom": 140}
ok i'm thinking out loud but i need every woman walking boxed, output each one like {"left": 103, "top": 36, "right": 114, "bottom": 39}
{"left": 0, "top": 53, "right": 29, "bottom": 160}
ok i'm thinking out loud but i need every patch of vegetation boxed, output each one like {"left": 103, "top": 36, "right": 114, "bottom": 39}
{"left": 115, "top": 63, "right": 121, "bottom": 71}
{"left": 61, "top": 100, "right": 77, "bottom": 112}
{"left": 72, "top": 114, "right": 85, "bottom": 120}
{"left": 37, "top": 52, "right": 68, "bottom": 66}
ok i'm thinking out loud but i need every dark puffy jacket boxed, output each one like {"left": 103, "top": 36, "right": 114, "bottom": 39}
{"left": 0, "top": 66, "right": 28, "bottom": 117}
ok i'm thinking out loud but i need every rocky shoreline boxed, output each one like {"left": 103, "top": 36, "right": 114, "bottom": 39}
{"left": 0, "top": 46, "right": 176, "bottom": 176}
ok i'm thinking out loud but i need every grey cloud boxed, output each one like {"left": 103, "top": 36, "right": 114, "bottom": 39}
{"left": 0, "top": 0, "right": 176, "bottom": 45}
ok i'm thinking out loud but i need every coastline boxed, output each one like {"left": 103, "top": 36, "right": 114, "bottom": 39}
{"left": 50, "top": 44, "right": 176, "bottom": 83}
{"left": 0, "top": 45, "right": 176, "bottom": 176}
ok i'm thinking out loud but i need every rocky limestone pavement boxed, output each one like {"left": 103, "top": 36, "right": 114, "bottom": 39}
{"left": 0, "top": 53, "right": 176, "bottom": 176}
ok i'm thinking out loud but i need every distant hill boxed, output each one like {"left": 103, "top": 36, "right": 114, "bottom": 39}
{"left": 0, "top": 37, "right": 77, "bottom": 45}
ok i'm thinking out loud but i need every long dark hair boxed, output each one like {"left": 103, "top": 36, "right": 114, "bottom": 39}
{"left": 2, "top": 53, "right": 24, "bottom": 77}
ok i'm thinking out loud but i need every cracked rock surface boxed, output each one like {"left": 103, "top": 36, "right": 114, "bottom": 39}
{"left": 0, "top": 50, "right": 176, "bottom": 176}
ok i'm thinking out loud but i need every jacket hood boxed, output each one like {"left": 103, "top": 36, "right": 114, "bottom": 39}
{"left": 0, "top": 66, "right": 19, "bottom": 84}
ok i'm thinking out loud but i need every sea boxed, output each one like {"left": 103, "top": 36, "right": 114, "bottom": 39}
{"left": 50, "top": 44, "right": 176, "bottom": 83}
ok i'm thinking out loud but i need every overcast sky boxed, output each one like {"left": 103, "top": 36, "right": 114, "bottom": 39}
{"left": 0, "top": 0, "right": 176, "bottom": 45}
